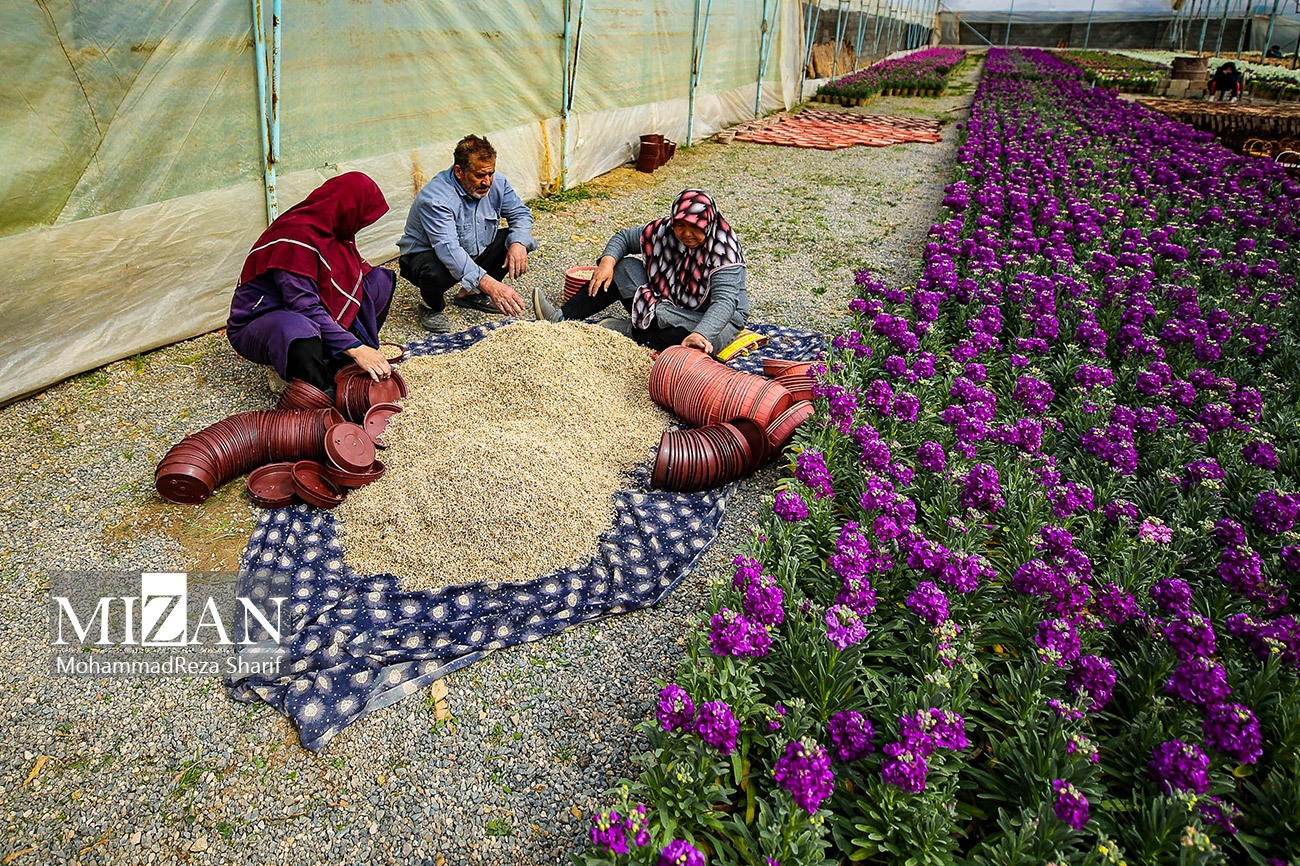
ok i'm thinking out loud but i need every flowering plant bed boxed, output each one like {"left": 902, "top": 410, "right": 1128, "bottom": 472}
{"left": 818, "top": 48, "right": 967, "bottom": 102}
{"left": 1056, "top": 49, "right": 1166, "bottom": 93}
{"left": 576, "top": 48, "right": 1300, "bottom": 866}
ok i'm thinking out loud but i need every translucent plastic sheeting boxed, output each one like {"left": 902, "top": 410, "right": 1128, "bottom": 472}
{"left": 0, "top": 0, "right": 802, "bottom": 405}
{"left": 941, "top": 0, "right": 1179, "bottom": 20}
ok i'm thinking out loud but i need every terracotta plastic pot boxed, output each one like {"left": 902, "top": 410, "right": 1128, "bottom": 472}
{"left": 155, "top": 407, "right": 341, "bottom": 504}
{"left": 765, "top": 400, "right": 815, "bottom": 451}
{"left": 562, "top": 266, "right": 597, "bottom": 303}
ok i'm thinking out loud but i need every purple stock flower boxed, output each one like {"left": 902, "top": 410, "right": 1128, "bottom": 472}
{"left": 1163, "top": 613, "right": 1216, "bottom": 660}
{"left": 1102, "top": 499, "right": 1139, "bottom": 524}
{"left": 658, "top": 840, "right": 705, "bottom": 866}
{"left": 708, "top": 608, "right": 770, "bottom": 658}
{"left": 657, "top": 684, "right": 695, "bottom": 732}
{"left": 1095, "top": 583, "right": 1141, "bottom": 625}
{"left": 960, "top": 463, "right": 1005, "bottom": 513}
{"left": 1150, "top": 578, "right": 1193, "bottom": 615}
{"left": 1253, "top": 489, "right": 1299, "bottom": 535}
{"left": 1242, "top": 440, "right": 1279, "bottom": 471}
{"left": 744, "top": 575, "right": 785, "bottom": 627}
{"left": 694, "top": 701, "right": 739, "bottom": 755}
{"left": 1149, "top": 740, "right": 1211, "bottom": 794}
{"left": 1165, "top": 657, "right": 1232, "bottom": 707}
{"left": 917, "top": 441, "right": 947, "bottom": 473}
{"left": 827, "top": 711, "right": 875, "bottom": 761}
{"left": 795, "top": 450, "right": 834, "bottom": 499}
{"left": 732, "top": 555, "right": 762, "bottom": 589}
{"left": 881, "top": 742, "right": 929, "bottom": 793}
{"left": 773, "top": 738, "right": 835, "bottom": 814}
{"left": 591, "top": 810, "right": 631, "bottom": 854}
{"left": 1035, "top": 618, "right": 1082, "bottom": 667}
{"left": 1067, "top": 655, "right": 1116, "bottom": 711}
{"left": 773, "top": 490, "right": 808, "bottom": 521}
{"left": 1051, "top": 780, "right": 1090, "bottom": 830}
{"left": 825, "top": 604, "right": 868, "bottom": 650}
{"left": 906, "top": 581, "right": 951, "bottom": 625}
{"left": 1203, "top": 702, "right": 1263, "bottom": 764}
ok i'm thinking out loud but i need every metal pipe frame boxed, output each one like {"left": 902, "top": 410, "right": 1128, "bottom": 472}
{"left": 1004, "top": 0, "right": 1015, "bottom": 48}
{"left": 831, "top": 0, "right": 847, "bottom": 78}
{"left": 251, "top": 0, "right": 278, "bottom": 223}
{"left": 798, "top": 0, "right": 822, "bottom": 101}
{"left": 560, "top": 0, "right": 587, "bottom": 190}
{"left": 1083, "top": 0, "right": 1097, "bottom": 49}
{"left": 755, "top": 0, "right": 775, "bottom": 117}
{"left": 854, "top": 0, "right": 869, "bottom": 69}
{"left": 1235, "top": 0, "right": 1252, "bottom": 58}
{"left": 687, "top": 0, "right": 715, "bottom": 145}
{"left": 1263, "top": 0, "right": 1281, "bottom": 53}
{"left": 1198, "top": 0, "right": 1212, "bottom": 54}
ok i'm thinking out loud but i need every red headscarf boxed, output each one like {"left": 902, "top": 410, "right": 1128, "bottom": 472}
{"left": 239, "top": 172, "right": 389, "bottom": 329}
{"left": 632, "top": 189, "right": 744, "bottom": 331}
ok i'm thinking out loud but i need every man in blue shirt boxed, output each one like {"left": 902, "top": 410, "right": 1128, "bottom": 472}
{"left": 398, "top": 135, "right": 536, "bottom": 332}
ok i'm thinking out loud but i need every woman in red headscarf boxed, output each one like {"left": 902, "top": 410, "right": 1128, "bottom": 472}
{"left": 532, "top": 188, "right": 749, "bottom": 356}
{"left": 227, "top": 172, "right": 395, "bottom": 391}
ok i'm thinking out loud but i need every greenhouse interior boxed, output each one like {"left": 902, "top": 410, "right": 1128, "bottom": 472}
{"left": 5, "top": 2, "right": 1300, "bottom": 865}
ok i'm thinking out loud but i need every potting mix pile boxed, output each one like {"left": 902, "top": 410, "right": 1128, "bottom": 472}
{"left": 734, "top": 109, "right": 942, "bottom": 150}
{"left": 338, "top": 321, "right": 672, "bottom": 591}
{"left": 226, "top": 320, "right": 823, "bottom": 750}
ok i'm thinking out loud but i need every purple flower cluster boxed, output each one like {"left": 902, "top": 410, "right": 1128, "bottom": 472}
{"left": 773, "top": 490, "right": 808, "bottom": 522}
{"left": 1051, "top": 779, "right": 1090, "bottom": 830}
{"left": 591, "top": 805, "right": 652, "bottom": 854}
{"left": 658, "top": 839, "right": 705, "bottom": 866}
{"left": 959, "top": 463, "right": 1005, "bottom": 513}
{"left": 708, "top": 607, "right": 771, "bottom": 657}
{"left": 905, "top": 581, "right": 951, "bottom": 625}
{"left": 1067, "top": 654, "right": 1116, "bottom": 711}
{"left": 825, "top": 604, "right": 868, "bottom": 650}
{"left": 657, "top": 685, "right": 739, "bottom": 755}
{"left": 656, "top": 684, "right": 696, "bottom": 732}
{"left": 773, "top": 738, "right": 835, "bottom": 814}
{"left": 1149, "top": 740, "right": 1211, "bottom": 794}
{"left": 1035, "top": 618, "right": 1082, "bottom": 667}
{"left": 794, "top": 450, "right": 834, "bottom": 499}
{"left": 827, "top": 711, "right": 875, "bottom": 761}
{"left": 1203, "top": 702, "right": 1263, "bottom": 764}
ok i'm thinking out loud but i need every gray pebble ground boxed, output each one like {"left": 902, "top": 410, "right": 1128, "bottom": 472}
{"left": 0, "top": 61, "right": 977, "bottom": 866}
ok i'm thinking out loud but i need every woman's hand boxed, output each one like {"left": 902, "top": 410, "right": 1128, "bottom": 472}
{"left": 589, "top": 256, "right": 617, "bottom": 296}
{"left": 681, "top": 332, "right": 713, "bottom": 355}
{"left": 344, "top": 344, "right": 392, "bottom": 381}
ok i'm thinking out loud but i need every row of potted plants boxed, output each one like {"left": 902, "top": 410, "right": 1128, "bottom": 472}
{"left": 1055, "top": 50, "right": 1168, "bottom": 94}
{"left": 817, "top": 47, "right": 967, "bottom": 104}
{"left": 574, "top": 47, "right": 1299, "bottom": 866}
{"left": 1121, "top": 49, "right": 1300, "bottom": 101}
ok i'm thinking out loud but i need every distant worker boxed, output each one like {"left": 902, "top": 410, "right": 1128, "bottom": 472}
{"left": 1266, "top": 44, "right": 1283, "bottom": 59}
{"left": 227, "top": 172, "right": 394, "bottom": 392}
{"left": 1208, "top": 62, "right": 1243, "bottom": 102}
{"left": 398, "top": 135, "right": 536, "bottom": 333}
{"left": 532, "top": 188, "right": 750, "bottom": 357}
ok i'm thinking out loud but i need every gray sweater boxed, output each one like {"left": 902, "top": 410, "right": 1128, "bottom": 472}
{"left": 602, "top": 228, "right": 750, "bottom": 348}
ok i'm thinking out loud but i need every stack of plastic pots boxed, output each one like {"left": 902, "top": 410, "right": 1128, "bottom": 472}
{"left": 158, "top": 360, "right": 409, "bottom": 507}
{"left": 649, "top": 346, "right": 793, "bottom": 429}
{"left": 155, "top": 407, "right": 340, "bottom": 504}
{"left": 637, "top": 134, "right": 664, "bottom": 172}
{"left": 335, "top": 365, "right": 408, "bottom": 423}
{"left": 561, "top": 266, "right": 597, "bottom": 304}
{"left": 762, "top": 359, "right": 815, "bottom": 403}
{"left": 651, "top": 418, "right": 768, "bottom": 491}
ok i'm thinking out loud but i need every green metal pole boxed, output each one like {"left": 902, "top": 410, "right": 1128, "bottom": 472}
{"left": 1214, "top": 0, "right": 1230, "bottom": 55}
{"left": 1199, "top": 0, "right": 1212, "bottom": 53}
{"left": 756, "top": 0, "right": 772, "bottom": 117}
{"left": 687, "top": 0, "right": 714, "bottom": 146}
{"left": 854, "top": 0, "right": 868, "bottom": 67}
{"left": 799, "top": 1, "right": 822, "bottom": 100}
{"left": 1083, "top": 0, "right": 1097, "bottom": 49}
{"left": 1004, "top": 0, "right": 1015, "bottom": 47}
{"left": 832, "top": 0, "right": 847, "bottom": 78}
{"left": 1263, "top": 0, "right": 1281, "bottom": 52}
{"left": 251, "top": 0, "right": 278, "bottom": 222}
{"left": 1235, "top": 0, "right": 1251, "bottom": 58}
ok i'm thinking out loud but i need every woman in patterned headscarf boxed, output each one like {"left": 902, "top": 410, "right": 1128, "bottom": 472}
{"left": 533, "top": 188, "right": 749, "bottom": 355}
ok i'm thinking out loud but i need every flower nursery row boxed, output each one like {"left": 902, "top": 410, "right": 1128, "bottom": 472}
{"left": 1122, "top": 49, "right": 1300, "bottom": 101}
{"left": 575, "top": 47, "right": 1300, "bottom": 866}
{"left": 1056, "top": 50, "right": 1167, "bottom": 93}
{"left": 818, "top": 47, "right": 967, "bottom": 103}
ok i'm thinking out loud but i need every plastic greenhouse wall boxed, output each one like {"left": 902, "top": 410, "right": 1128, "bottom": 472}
{"left": 0, "top": 0, "right": 806, "bottom": 405}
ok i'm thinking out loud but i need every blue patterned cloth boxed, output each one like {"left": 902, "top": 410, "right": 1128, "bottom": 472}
{"left": 225, "top": 321, "right": 823, "bottom": 750}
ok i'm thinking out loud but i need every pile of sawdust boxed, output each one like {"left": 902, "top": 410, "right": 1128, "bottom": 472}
{"left": 338, "top": 321, "right": 672, "bottom": 590}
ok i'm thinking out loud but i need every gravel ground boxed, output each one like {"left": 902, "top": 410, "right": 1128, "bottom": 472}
{"left": 0, "top": 60, "right": 978, "bottom": 866}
